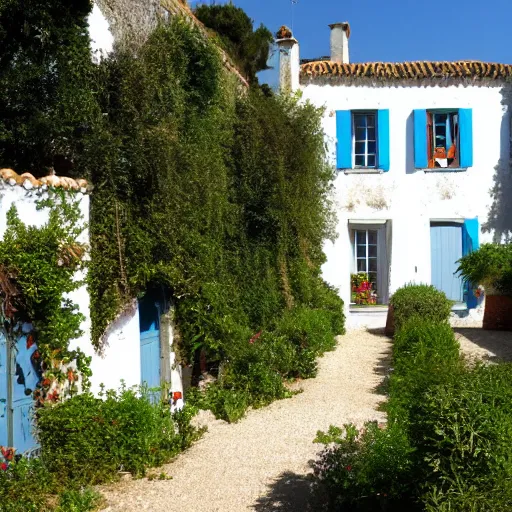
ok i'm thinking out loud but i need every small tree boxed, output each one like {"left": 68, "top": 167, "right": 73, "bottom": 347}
{"left": 194, "top": 3, "right": 273, "bottom": 84}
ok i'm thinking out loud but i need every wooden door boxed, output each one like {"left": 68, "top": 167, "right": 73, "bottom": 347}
{"left": 431, "top": 224, "right": 463, "bottom": 302}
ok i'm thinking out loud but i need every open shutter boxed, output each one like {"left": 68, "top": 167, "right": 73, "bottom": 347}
{"left": 459, "top": 108, "right": 473, "bottom": 168}
{"left": 414, "top": 109, "right": 428, "bottom": 168}
{"left": 336, "top": 110, "right": 352, "bottom": 169}
{"left": 377, "top": 109, "right": 390, "bottom": 171}
{"left": 462, "top": 217, "right": 480, "bottom": 308}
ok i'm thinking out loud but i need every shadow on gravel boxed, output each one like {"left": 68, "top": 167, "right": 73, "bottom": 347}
{"left": 252, "top": 471, "right": 327, "bottom": 512}
{"left": 365, "top": 328, "right": 392, "bottom": 397}
{"left": 455, "top": 327, "right": 512, "bottom": 362}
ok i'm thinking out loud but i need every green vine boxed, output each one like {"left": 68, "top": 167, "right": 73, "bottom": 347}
{"left": 86, "top": 18, "right": 338, "bottom": 364}
{"left": 0, "top": 190, "right": 89, "bottom": 401}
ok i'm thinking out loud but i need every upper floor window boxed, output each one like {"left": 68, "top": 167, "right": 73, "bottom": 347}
{"left": 354, "top": 113, "right": 377, "bottom": 168}
{"left": 414, "top": 108, "right": 473, "bottom": 170}
{"left": 336, "top": 109, "right": 390, "bottom": 172}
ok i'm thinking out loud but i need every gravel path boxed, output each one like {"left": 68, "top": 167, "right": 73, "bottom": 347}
{"left": 99, "top": 330, "right": 390, "bottom": 512}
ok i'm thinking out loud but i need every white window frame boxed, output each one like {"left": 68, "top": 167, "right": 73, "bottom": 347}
{"left": 352, "top": 111, "right": 378, "bottom": 168}
{"left": 354, "top": 229, "right": 378, "bottom": 284}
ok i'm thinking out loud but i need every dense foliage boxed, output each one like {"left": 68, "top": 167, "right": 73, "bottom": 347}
{"left": 85, "top": 17, "right": 343, "bottom": 420}
{"left": 457, "top": 243, "right": 512, "bottom": 295}
{"left": 194, "top": 3, "right": 273, "bottom": 83}
{"left": 0, "top": 0, "right": 97, "bottom": 175}
{"left": 0, "top": 387, "right": 201, "bottom": 511}
{"left": 315, "top": 285, "right": 512, "bottom": 511}
{"left": 390, "top": 283, "right": 452, "bottom": 332}
{"left": 0, "top": 0, "right": 342, "bottom": 423}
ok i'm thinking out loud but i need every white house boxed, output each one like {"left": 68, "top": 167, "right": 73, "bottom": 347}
{"left": 277, "top": 23, "right": 512, "bottom": 325}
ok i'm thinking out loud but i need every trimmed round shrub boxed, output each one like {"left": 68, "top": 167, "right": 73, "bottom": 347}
{"left": 390, "top": 283, "right": 452, "bottom": 332}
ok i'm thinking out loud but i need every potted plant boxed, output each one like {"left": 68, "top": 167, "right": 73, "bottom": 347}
{"left": 351, "top": 273, "right": 377, "bottom": 305}
{"left": 457, "top": 244, "right": 512, "bottom": 330}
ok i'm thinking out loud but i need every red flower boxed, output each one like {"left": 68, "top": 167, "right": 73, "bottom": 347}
{"left": 173, "top": 391, "right": 182, "bottom": 401}
{"left": 26, "top": 335, "right": 35, "bottom": 349}
{"left": 249, "top": 331, "right": 262, "bottom": 344}
{"left": 1, "top": 447, "right": 14, "bottom": 461}
{"left": 1, "top": 463, "right": 7, "bottom": 471}
{"left": 346, "top": 465, "right": 352, "bottom": 471}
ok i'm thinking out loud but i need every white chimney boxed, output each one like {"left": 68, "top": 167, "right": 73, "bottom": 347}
{"left": 276, "top": 26, "right": 300, "bottom": 94}
{"left": 329, "top": 22, "right": 350, "bottom": 64}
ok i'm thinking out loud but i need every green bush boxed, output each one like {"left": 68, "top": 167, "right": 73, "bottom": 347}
{"left": 418, "top": 363, "right": 512, "bottom": 511}
{"left": 36, "top": 386, "right": 202, "bottom": 485}
{"left": 389, "top": 318, "right": 462, "bottom": 426}
{"left": 456, "top": 243, "right": 512, "bottom": 295}
{"left": 313, "top": 422, "right": 417, "bottom": 511}
{"left": 390, "top": 283, "right": 452, "bottom": 332}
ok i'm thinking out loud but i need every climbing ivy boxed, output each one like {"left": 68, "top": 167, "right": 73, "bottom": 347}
{"left": 87, "top": 17, "right": 341, "bottom": 368}
{"left": 0, "top": 191, "right": 90, "bottom": 400}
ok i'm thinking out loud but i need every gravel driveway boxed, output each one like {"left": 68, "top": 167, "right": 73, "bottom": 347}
{"left": 99, "top": 330, "right": 390, "bottom": 512}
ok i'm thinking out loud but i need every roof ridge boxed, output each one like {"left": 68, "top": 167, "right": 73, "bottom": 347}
{"left": 300, "top": 60, "right": 512, "bottom": 80}
{"left": 0, "top": 169, "right": 91, "bottom": 193}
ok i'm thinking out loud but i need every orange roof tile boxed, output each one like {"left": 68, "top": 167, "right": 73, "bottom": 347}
{"left": 300, "top": 60, "right": 512, "bottom": 81}
{"left": 0, "top": 169, "right": 91, "bottom": 193}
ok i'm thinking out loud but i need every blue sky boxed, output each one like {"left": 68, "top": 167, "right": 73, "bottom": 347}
{"left": 191, "top": 0, "right": 512, "bottom": 87}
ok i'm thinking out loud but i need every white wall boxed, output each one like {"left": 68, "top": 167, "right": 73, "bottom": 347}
{"left": 88, "top": 3, "right": 114, "bottom": 59}
{"left": 89, "top": 303, "right": 142, "bottom": 395}
{"left": 301, "top": 82, "right": 510, "bottom": 311}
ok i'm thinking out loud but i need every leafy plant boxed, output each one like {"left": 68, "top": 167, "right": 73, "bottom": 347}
{"left": 36, "top": 385, "right": 203, "bottom": 484}
{"left": 194, "top": 3, "right": 273, "bottom": 83}
{"left": 390, "top": 283, "right": 452, "bottom": 332}
{"left": 456, "top": 243, "right": 512, "bottom": 295}
{"left": 313, "top": 422, "right": 417, "bottom": 510}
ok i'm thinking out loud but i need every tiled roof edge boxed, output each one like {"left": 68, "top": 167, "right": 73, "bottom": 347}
{"left": 0, "top": 169, "right": 91, "bottom": 194}
{"left": 300, "top": 60, "right": 512, "bottom": 81}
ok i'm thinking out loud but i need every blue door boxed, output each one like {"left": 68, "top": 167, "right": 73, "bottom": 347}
{"left": 138, "top": 292, "right": 161, "bottom": 394}
{"left": 0, "top": 328, "right": 40, "bottom": 454}
{"left": 431, "top": 224, "right": 464, "bottom": 302}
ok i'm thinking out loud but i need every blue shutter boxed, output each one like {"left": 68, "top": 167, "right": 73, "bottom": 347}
{"left": 377, "top": 109, "right": 390, "bottom": 171}
{"left": 336, "top": 110, "right": 352, "bottom": 169}
{"left": 462, "top": 217, "right": 480, "bottom": 308}
{"left": 414, "top": 109, "right": 428, "bottom": 168}
{"left": 459, "top": 108, "right": 473, "bottom": 168}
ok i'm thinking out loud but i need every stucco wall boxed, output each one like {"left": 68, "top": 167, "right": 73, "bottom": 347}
{"left": 301, "top": 82, "right": 510, "bottom": 311}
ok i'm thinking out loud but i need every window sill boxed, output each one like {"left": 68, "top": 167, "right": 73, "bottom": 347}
{"left": 421, "top": 168, "right": 468, "bottom": 173}
{"left": 343, "top": 168, "right": 383, "bottom": 175}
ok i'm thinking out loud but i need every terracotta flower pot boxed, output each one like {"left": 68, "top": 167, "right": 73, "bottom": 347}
{"left": 483, "top": 295, "right": 512, "bottom": 331}
{"left": 385, "top": 304, "right": 395, "bottom": 337}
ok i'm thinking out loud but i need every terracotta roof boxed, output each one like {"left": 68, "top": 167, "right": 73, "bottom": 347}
{"left": 300, "top": 60, "right": 512, "bottom": 81}
{"left": 0, "top": 169, "right": 91, "bottom": 193}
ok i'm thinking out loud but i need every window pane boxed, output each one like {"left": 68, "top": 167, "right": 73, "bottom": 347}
{"left": 367, "top": 155, "right": 376, "bottom": 167}
{"left": 368, "top": 231, "right": 378, "bottom": 245}
{"left": 356, "top": 231, "right": 366, "bottom": 244}
{"left": 369, "top": 258, "right": 377, "bottom": 272}
{"left": 368, "top": 127, "right": 376, "bottom": 140}
{"left": 355, "top": 127, "right": 367, "bottom": 141}
{"left": 357, "top": 245, "right": 366, "bottom": 257}
{"left": 355, "top": 155, "right": 365, "bottom": 167}
{"left": 368, "top": 272, "right": 377, "bottom": 284}
{"left": 368, "top": 140, "right": 376, "bottom": 154}
{"left": 357, "top": 259, "right": 367, "bottom": 272}
{"left": 368, "top": 245, "right": 377, "bottom": 258}
{"left": 366, "top": 115, "right": 375, "bottom": 128}
{"left": 354, "top": 115, "right": 367, "bottom": 128}
{"left": 355, "top": 142, "right": 366, "bottom": 155}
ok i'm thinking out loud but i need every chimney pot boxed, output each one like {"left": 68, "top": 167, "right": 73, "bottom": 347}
{"left": 329, "top": 22, "right": 350, "bottom": 64}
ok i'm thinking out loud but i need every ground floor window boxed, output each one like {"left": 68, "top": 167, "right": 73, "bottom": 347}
{"left": 350, "top": 223, "right": 391, "bottom": 306}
